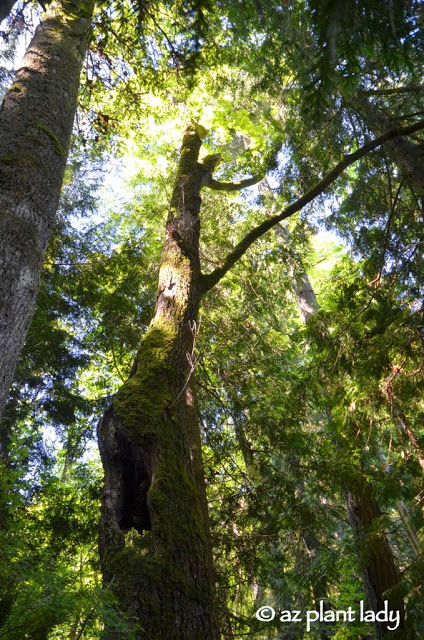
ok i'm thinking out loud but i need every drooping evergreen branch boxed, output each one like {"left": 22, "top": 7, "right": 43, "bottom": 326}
{"left": 200, "top": 118, "right": 424, "bottom": 294}
{"left": 205, "top": 176, "right": 262, "bottom": 191}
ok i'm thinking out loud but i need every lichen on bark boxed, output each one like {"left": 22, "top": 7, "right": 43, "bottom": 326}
{"left": 0, "top": 0, "right": 94, "bottom": 418}
{"left": 98, "top": 123, "right": 219, "bottom": 640}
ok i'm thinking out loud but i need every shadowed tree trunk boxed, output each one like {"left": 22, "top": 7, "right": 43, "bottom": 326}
{"left": 233, "top": 408, "right": 332, "bottom": 640}
{"left": 98, "top": 123, "right": 220, "bottom": 640}
{"left": 276, "top": 222, "right": 407, "bottom": 639}
{"left": 95, "top": 114, "right": 424, "bottom": 639}
{"left": 346, "top": 480, "right": 405, "bottom": 639}
{"left": 349, "top": 93, "right": 424, "bottom": 198}
{"left": 382, "top": 380, "right": 424, "bottom": 473}
{"left": 0, "top": 0, "right": 94, "bottom": 419}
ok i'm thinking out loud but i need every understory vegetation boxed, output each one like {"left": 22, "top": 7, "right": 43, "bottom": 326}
{"left": 0, "top": 1, "right": 424, "bottom": 638}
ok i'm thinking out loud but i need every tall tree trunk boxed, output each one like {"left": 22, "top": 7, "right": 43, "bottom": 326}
{"left": 348, "top": 93, "right": 424, "bottom": 198}
{"left": 234, "top": 412, "right": 332, "bottom": 640}
{"left": 382, "top": 381, "right": 424, "bottom": 472}
{"left": 98, "top": 123, "right": 220, "bottom": 640}
{"left": 346, "top": 483, "right": 405, "bottom": 639}
{"left": 276, "top": 224, "right": 319, "bottom": 323}
{"left": 0, "top": 0, "right": 94, "bottom": 419}
{"left": 275, "top": 222, "right": 407, "bottom": 638}
{"left": 395, "top": 500, "right": 421, "bottom": 558}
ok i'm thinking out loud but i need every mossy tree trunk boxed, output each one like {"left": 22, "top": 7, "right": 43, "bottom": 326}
{"left": 0, "top": 0, "right": 94, "bottom": 419}
{"left": 98, "top": 123, "right": 219, "bottom": 640}
{"left": 95, "top": 109, "right": 423, "bottom": 639}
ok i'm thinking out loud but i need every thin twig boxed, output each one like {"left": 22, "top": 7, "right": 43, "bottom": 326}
{"left": 73, "top": 577, "right": 115, "bottom": 640}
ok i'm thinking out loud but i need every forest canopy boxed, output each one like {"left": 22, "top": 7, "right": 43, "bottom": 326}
{"left": 0, "top": 1, "right": 423, "bottom": 639}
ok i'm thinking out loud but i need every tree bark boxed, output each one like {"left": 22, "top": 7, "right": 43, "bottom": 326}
{"left": 396, "top": 500, "right": 421, "bottom": 558}
{"left": 349, "top": 93, "right": 424, "bottom": 198}
{"left": 346, "top": 483, "right": 405, "bottom": 639}
{"left": 98, "top": 123, "right": 220, "bottom": 640}
{"left": 0, "top": 0, "right": 94, "bottom": 420}
{"left": 276, "top": 224, "right": 319, "bottom": 323}
{"left": 276, "top": 223, "right": 407, "bottom": 638}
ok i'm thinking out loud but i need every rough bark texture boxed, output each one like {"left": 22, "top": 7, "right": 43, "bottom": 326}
{"left": 98, "top": 123, "right": 219, "bottom": 640}
{"left": 350, "top": 93, "right": 424, "bottom": 198}
{"left": 346, "top": 484, "right": 405, "bottom": 639}
{"left": 0, "top": 0, "right": 94, "bottom": 419}
{"left": 275, "top": 224, "right": 319, "bottom": 323}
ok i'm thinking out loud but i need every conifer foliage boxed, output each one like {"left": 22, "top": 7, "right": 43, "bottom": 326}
{"left": 0, "top": 1, "right": 423, "bottom": 638}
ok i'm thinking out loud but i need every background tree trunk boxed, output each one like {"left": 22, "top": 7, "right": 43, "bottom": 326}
{"left": 346, "top": 483, "right": 405, "bottom": 639}
{"left": 349, "top": 93, "right": 424, "bottom": 198}
{"left": 276, "top": 222, "right": 407, "bottom": 638}
{"left": 0, "top": 0, "right": 94, "bottom": 419}
{"left": 98, "top": 123, "right": 220, "bottom": 640}
{"left": 234, "top": 408, "right": 332, "bottom": 640}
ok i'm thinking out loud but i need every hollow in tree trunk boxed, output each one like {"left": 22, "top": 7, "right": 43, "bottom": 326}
{"left": 98, "top": 123, "right": 220, "bottom": 640}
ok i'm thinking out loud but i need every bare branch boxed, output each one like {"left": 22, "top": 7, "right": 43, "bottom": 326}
{"left": 199, "top": 118, "right": 424, "bottom": 294}
{"left": 205, "top": 175, "right": 262, "bottom": 191}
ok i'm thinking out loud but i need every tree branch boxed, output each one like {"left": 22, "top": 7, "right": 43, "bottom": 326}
{"left": 363, "top": 85, "right": 424, "bottom": 96}
{"left": 74, "top": 577, "right": 115, "bottom": 640}
{"left": 199, "top": 118, "right": 424, "bottom": 294}
{"left": 205, "top": 175, "right": 262, "bottom": 191}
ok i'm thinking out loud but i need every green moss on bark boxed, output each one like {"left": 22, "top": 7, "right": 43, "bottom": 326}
{"left": 99, "top": 122, "right": 217, "bottom": 639}
{"left": 110, "top": 315, "right": 211, "bottom": 608}
{"left": 9, "top": 83, "right": 23, "bottom": 93}
{"left": 35, "top": 122, "right": 66, "bottom": 156}
{"left": 113, "top": 322, "right": 178, "bottom": 427}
